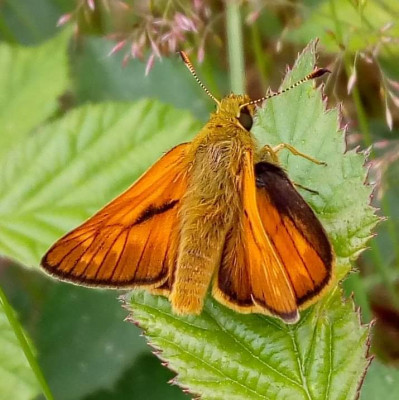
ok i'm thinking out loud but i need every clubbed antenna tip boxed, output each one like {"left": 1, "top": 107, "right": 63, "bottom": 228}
{"left": 241, "top": 66, "right": 331, "bottom": 108}
{"left": 179, "top": 51, "right": 190, "bottom": 65}
{"left": 308, "top": 68, "right": 331, "bottom": 79}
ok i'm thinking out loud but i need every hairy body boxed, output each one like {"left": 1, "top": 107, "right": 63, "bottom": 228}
{"left": 171, "top": 95, "right": 256, "bottom": 313}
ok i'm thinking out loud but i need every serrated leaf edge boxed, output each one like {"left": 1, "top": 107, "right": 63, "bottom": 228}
{"left": 125, "top": 42, "right": 379, "bottom": 400}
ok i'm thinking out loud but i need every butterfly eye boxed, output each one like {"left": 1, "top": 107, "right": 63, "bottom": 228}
{"left": 238, "top": 107, "right": 253, "bottom": 131}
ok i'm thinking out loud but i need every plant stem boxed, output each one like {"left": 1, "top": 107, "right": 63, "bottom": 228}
{"left": 250, "top": 21, "right": 268, "bottom": 93}
{"left": 226, "top": 0, "right": 245, "bottom": 94}
{"left": 0, "top": 286, "right": 54, "bottom": 400}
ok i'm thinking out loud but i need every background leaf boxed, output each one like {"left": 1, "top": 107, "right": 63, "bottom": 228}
{"left": 0, "top": 290, "right": 40, "bottom": 400}
{"left": 287, "top": 0, "right": 399, "bottom": 55}
{"left": 83, "top": 353, "right": 188, "bottom": 400}
{"left": 360, "top": 360, "right": 399, "bottom": 400}
{"left": 71, "top": 36, "right": 221, "bottom": 120}
{"left": 36, "top": 284, "right": 147, "bottom": 400}
{"left": 1, "top": 263, "right": 188, "bottom": 400}
{"left": 0, "top": 100, "right": 201, "bottom": 267}
{"left": 0, "top": 29, "right": 69, "bottom": 156}
{"left": 126, "top": 42, "right": 377, "bottom": 399}
{"left": 0, "top": 0, "right": 70, "bottom": 44}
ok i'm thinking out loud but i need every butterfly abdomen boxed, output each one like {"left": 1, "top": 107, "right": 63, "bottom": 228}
{"left": 170, "top": 136, "right": 248, "bottom": 315}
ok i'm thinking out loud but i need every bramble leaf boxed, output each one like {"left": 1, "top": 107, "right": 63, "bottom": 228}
{"left": 0, "top": 29, "right": 69, "bottom": 156}
{"left": 360, "top": 360, "right": 399, "bottom": 400}
{"left": 128, "top": 286, "right": 369, "bottom": 400}
{"left": 126, "top": 42, "right": 378, "bottom": 399}
{"left": 0, "top": 101, "right": 200, "bottom": 267}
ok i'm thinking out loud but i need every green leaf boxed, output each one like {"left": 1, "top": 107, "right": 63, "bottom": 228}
{"left": 0, "top": 288, "right": 41, "bottom": 400}
{"left": 36, "top": 283, "right": 149, "bottom": 400}
{"left": 126, "top": 42, "right": 378, "bottom": 399}
{"left": 0, "top": 100, "right": 201, "bottom": 267}
{"left": 0, "top": 28, "right": 69, "bottom": 157}
{"left": 71, "top": 36, "right": 213, "bottom": 120}
{"left": 1, "top": 263, "right": 165, "bottom": 400}
{"left": 360, "top": 360, "right": 399, "bottom": 400}
{"left": 0, "top": 0, "right": 71, "bottom": 44}
{"left": 253, "top": 42, "right": 378, "bottom": 277}
{"left": 287, "top": 0, "right": 399, "bottom": 56}
{"left": 83, "top": 353, "right": 188, "bottom": 400}
{"left": 128, "top": 287, "right": 369, "bottom": 400}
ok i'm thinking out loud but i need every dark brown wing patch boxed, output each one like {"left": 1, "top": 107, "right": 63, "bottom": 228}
{"left": 134, "top": 200, "right": 179, "bottom": 226}
{"left": 254, "top": 161, "right": 333, "bottom": 306}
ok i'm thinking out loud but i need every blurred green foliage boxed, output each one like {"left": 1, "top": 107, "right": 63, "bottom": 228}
{"left": 0, "top": 1, "right": 398, "bottom": 399}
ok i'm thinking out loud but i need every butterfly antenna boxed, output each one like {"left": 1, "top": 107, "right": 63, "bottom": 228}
{"left": 241, "top": 68, "right": 330, "bottom": 109}
{"left": 179, "top": 51, "right": 221, "bottom": 106}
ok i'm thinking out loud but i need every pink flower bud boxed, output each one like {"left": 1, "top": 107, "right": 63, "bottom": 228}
{"left": 108, "top": 40, "right": 127, "bottom": 56}
{"left": 389, "top": 92, "right": 399, "bottom": 108}
{"left": 388, "top": 78, "right": 399, "bottom": 91}
{"left": 197, "top": 46, "right": 205, "bottom": 63}
{"left": 56, "top": 13, "right": 72, "bottom": 27}
{"left": 150, "top": 38, "right": 161, "bottom": 58}
{"left": 131, "top": 42, "right": 142, "bottom": 59}
{"left": 174, "top": 12, "right": 197, "bottom": 32}
{"left": 116, "top": 1, "right": 130, "bottom": 10}
{"left": 87, "top": 0, "right": 95, "bottom": 11}
{"left": 246, "top": 11, "right": 260, "bottom": 25}
{"left": 145, "top": 54, "right": 155, "bottom": 76}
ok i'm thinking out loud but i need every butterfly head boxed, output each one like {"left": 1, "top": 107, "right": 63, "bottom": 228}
{"left": 215, "top": 94, "right": 256, "bottom": 132}
{"left": 180, "top": 50, "right": 329, "bottom": 134}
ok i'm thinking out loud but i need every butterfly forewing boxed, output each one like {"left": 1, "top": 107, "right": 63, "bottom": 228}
{"left": 41, "top": 143, "right": 190, "bottom": 289}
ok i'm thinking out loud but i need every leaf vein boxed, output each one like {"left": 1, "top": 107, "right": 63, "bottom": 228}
{"left": 203, "top": 308, "right": 303, "bottom": 388}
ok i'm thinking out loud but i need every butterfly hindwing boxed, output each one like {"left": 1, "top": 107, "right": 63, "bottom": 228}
{"left": 213, "top": 153, "right": 333, "bottom": 322}
{"left": 254, "top": 161, "right": 333, "bottom": 308}
{"left": 213, "top": 151, "right": 299, "bottom": 322}
{"left": 41, "top": 143, "right": 190, "bottom": 289}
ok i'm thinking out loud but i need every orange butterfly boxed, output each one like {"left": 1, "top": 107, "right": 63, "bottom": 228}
{"left": 42, "top": 52, "right": 333, "bottom": 323}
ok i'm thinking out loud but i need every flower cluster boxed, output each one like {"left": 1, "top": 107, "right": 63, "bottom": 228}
{"left": 58, "top": 0, "right": 215, "bottom": 74}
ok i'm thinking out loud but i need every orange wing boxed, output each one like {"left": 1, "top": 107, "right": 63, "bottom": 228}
{"left": 41, "top": 143, "right": 190, "bottom": 290}
{"left": 254, "top": 161, "right": 333, "bottom": 309}
{"left": 213, "top": 153, "right": 333, "bottom": 323}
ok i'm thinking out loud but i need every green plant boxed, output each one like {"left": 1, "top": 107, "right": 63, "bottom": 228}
{"left": 0, "top": 1, "right": 397, "bottom": 399}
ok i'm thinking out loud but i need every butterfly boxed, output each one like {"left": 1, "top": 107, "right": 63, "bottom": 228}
{"left": 41, "top": 52, "right": 333, "bottom": 323}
